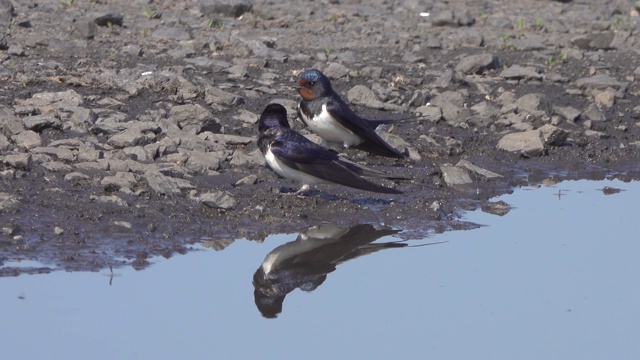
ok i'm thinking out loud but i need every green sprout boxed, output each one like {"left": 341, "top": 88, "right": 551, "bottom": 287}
{"left": 516, "top": 18, "right": 524, "bottom": 30}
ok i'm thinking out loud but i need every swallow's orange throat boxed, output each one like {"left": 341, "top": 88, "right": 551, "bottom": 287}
{"left": 297, "top": 87, "right": 316, "bottom": 100}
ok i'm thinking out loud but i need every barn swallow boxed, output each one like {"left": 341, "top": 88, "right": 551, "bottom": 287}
{"left": 252, "top": 223, "right": 405, "bottom": 318}
{"left": 296, "top": 68, "right": 410, "bottom": 158}
{"left": 258, "top": 103, "right": 404, "bottom": 195}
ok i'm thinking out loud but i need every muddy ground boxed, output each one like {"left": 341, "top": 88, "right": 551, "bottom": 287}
{"left": 1, "top": 0, "right": 639, "bottom": 275}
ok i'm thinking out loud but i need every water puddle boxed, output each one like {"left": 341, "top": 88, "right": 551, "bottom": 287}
{"left": 1, "top": 179, "right": 639, "bottom": 359}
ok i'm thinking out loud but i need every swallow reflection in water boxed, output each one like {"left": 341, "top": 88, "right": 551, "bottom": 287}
{"left": 252, "top": 223, "right": 406, "bottom": 318}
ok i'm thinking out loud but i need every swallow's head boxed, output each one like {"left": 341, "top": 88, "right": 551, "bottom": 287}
{"left": 258, "top": 103, "right": 290, "bottom": 133}
{"left": 296, "top": 68, "right": 332, "bottom": 101}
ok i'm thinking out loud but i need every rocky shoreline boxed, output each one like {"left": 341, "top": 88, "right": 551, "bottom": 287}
{"left": 1, "top": 0, "right": 639, "bottom": 275}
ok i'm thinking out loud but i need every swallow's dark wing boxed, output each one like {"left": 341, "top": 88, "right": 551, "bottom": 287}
{"left": 324, "top": 99, "right": 407, "bottom": 158}
{"left": 270, "top": 130, "right": 402, "bottom": 194}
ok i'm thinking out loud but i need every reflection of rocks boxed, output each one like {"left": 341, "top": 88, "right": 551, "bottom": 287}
{"left": 481, "top": 201, "right": 512, "bottom": 216}
{"left": 253, "top": 224, "right": 404, "bottom": 318}
{"left": 201, "top": 238, "right": 235, "bottom": 251}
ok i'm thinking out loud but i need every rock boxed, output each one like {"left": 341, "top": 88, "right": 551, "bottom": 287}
{"left": 73, "top": 20, "right": 97, "bottom": 40}
{"left": 11, "top": 130, "right": 41, "bottom": 149}
{"left": 347, "top": 85, "right": 384, "bottom": 109}
{"left": 594, "top": 89, "right": 616, "bottom": 108}
{"left": 204, "top": 86, "right": 245, "bottom": 108}
{"left": 54, "top": 227, "right": 64, "bottom": 235}
{"left": 430, "top": 91, "right": 469, "bottom": 125}
{"left": 440, "top": 165, "right": 473, "bottom": 185}
{"left": 584, "top": 130, "right": 609, "bottom": 139}
{"left": 414, "top": 105, "right": 442, "bottom": 123}
{"left": 90, "top": 194, "right": 129, "bottom": 207}
{"left": 64, "top": 172, "right": 90, "bottom": 182}
{"left": 582, "top": 104, "right": 606, "bottom": 122}
{"left": 22, "top": 115, "right": 63, "bottom": 132}
{"left": 94, "top": 14, "right": 124, "bottom": 27}
{"left": 554, "top": 106, "right": 582, "bottom": 122}
{"left": 0, "top": 192, "right": 19, "bottom": 212}
{"left": 3, "top": 153, "right": 31, "bottom": 169}
{"left": 575, "top": 74, "right": 627, "bottom": 93}
{"left": 102, "top": 172, "right": 138, "bottom": 193}
{"left": 432, "top": 10, "right": 456, "bottom": 27}
{"left": 143, "top": 171, "right": 185, "bottom": 196}
{"left": 455, "top": 160, "right": 502, "bottom": 178}
{"left": 497, "top": 130, "right": 546, "bottom": 157}
{"left": 152, "top": 26, "right": 191, "bottom": 41}
{"left": 0, "top": 132, "right": 10, "bottom": 151}
{"left": 40, "top": 161, "right": 73, "bottom": 172}
{"left": 235, "top": 174, "right": 257, "bottom": 186}
{"left": 515, "top": 93, "right": 553, "bottom": 117}
{"left": 455, "top": 53, "right": 499, "bottom": 75}
{"left": 538, "top": 124, "right": 569, "bottom": 146}
{"left": 184, "top": 150, "right": 224, "bottom": 175}
{"left": 200, "top": 0, "right": 253, "bottom": 18}
{"left": 201, "top": 191, "right": 236, "bottom": 210}
{"left": 169, "top": 104, "right": 220, "bottom": 133}
{"left": 229, "top": 148, "right": 265, "bottom": 167}
{"left": 500, "top": 65, "right": 543, "bottom": 81}
{"left": 107, "top": 129, "right": 155, "bottom": 149}
{"left": 30, "top": 147, "right": 75, "bottom": 162}
{"left": 323, "top": 63, "right": 349, "bottom": 79}
{"left": 8, "top": 45, "right": 25, "bottom": 56}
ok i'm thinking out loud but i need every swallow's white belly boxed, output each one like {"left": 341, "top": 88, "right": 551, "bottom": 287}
{"left": 265, "top": 146, "right": 327, "bottom": 186}
{"left": 302, "top": 104, "right": 363, "bottom": 148}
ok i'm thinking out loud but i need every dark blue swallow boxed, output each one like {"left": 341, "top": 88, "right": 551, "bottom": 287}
{"left": 296, "top": 68, "right": 409, "bottom": 158}
{"left": 258, "top": 103, "right": 403, "bottom": 195}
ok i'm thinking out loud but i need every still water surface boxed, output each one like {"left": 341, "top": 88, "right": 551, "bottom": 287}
{"left": 2, "top": 179, "right": 639, "bottom": 359}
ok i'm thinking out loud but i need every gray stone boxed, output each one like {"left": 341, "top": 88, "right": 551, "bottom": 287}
{"left": 101, "top": 172, "right": 138, "bottom": 193}
{"left": 40, "top": 161, "right": 73, "bottom": 172}
{"left": 414, "top": 106, "right": 443, "bottom": 123}
{"left": 3, "top": 153, "right": 31, "bottom": 169}
{"left": 90, "top": 195, "right": 129, "bottom": 207}
{"left": 456, "top": 160, "right": 502, "bottom": 178}
{"left": 107, "top": 129, "right": 155, "bottom": 149}
{"left": 152, "top": 26, "right": 192, "bottom": 41}
{"left": 455, "top": 53, "right": 499, "bottom": 75}
{"left": 143, "top": 171, "right": 183, "bottom": 196}
{"left": 64, "top": 172, "right": 90, "bottom": 182}
{"left": 575, "top": 74, "right": 627, "bottom": 93}
{"left": 8, "top": 45, "right": 25, "bottom": 56}
{"left": 200, "top": 132, "right": 253, "bottom": 146}
{"left": 11, "top": 130, "right": 41, "bottom": 149}
{"left": 323, "top": 63, "right": 349, "bottom": 79}
{"left": 0, "top": 192, "right": 19, "bottom": 212}
{"left": 582, "top": 104, "right": 606, "bottom": 122}
{"left": 201, "top": 191, "right": 236, "bottom": 210}
{"left": 500, "top": 65, "right": 543, "bottom": 81}
{"left": 184, "top": 150, "right": 224, "bottom": 175}
{"left": 200, "top": 0, "right": 253, "bottom": 18}
{"left": 515, "top": 93, "right": 553, "bottom": 117}
{"left": 432, "top": 9, "right": 456, "bottom": 27}
{"left": 497, "top": 130, "right": 546, "bottom": 157}
{"left": 205, "top": 86, "right": 245, "bottom": 107}
{"left": 30, "top": 147, "right": 75, "bottom": 162}
{"left": 73, "top": 20, "right": 97, "bottom": 40}
{"left": 229, "top": 148, "right": 265, "bottom": 167}
{"left": 538, "top": 124, "right": 569, "bottom": 146}
{"left": 554, "top": 106, "right": 582, "bottom": 122}
{"left": 1, "top": 106, "right": 23, "bottom": 135}
{"left": 584, "top": 130, "right": 609, "bottom": 139}
{"left": 347, "top": 85, "right": 384, "bottom": 109}
{"left": 22, "top": 115, "right": 63, "bottom": 132}
{"left": 235, "top": 174, "right": 257, "bottom": 186}
{"left": 440, "top": 165, "right": 473, "bottom": 186}
{"left": 594, "top": 89, "right": 615, "bottom": 108}
{"left": 0, "top": 133, "right": 10, "bottom": 151}
{"left": 169, "top": 104, "right": 220, "bottom": 133}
